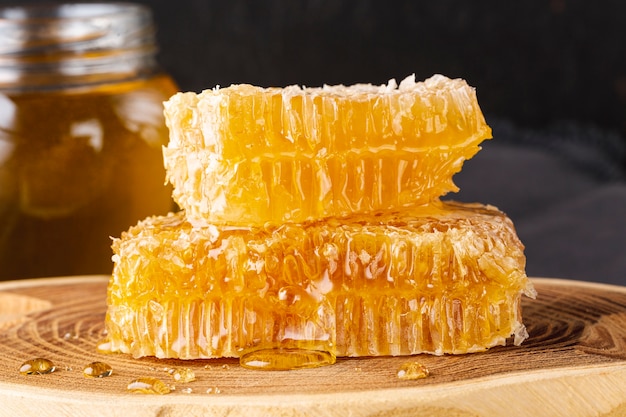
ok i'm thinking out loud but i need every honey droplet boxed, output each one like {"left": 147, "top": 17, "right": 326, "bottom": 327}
{"left": 83, "top": 362, "right": 113, "bottom": 378}
{"left": 170, "top": 367, "right": 196, "bottom": 383}
{"left": 127, "top": 377, "right": 171, "bottom": 395}
{"left": 240, "top": 347, "right": 336, "bottom": 371}
{"left": 397, "top": 361, "right": 430, "bottom": 380}
{"left": 19, "top": 358, "right": 56, "bottom": 375}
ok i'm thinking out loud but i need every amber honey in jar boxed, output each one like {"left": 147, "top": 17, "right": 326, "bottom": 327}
{"left": 0, "top": 3, "right": 178, "bottom": 279}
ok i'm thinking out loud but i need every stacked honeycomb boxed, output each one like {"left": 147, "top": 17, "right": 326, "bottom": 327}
{"left": 105, "top": 74, "right": 535, "bottom": 362}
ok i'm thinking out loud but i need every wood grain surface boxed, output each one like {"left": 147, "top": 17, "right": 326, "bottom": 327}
{"left": 0, "top": 276, "right": 625, "bottom": 417}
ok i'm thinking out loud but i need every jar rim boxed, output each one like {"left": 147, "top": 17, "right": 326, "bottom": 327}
{"left": 0, "top": 2, "right": 159, "bottom": 90}
{"left": 0, "top": 2, "right": 149, "bottom": 22}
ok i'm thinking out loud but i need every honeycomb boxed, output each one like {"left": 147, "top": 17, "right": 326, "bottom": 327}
{"left": 106, "top": 74, "right": 534, "bottom": 364}
{"left": 106, "top": 201, "right": 534, "bottom": 359}
{"left": 162, "top": 74, "right": 492, "bottom": 226}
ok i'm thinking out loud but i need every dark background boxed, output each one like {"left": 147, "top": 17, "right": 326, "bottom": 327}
{"left": 150, "top": 0, "right": 626, "bottom": 137}
{"left": 5, "top": 0, "right": 626, "bottom": 284}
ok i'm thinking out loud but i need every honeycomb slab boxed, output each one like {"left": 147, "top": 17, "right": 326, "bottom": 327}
{"left": 163, "top": 74, "right": 492, "bottom": 226}
{"left": 105, "top": 201, "right": 535, "bottom": 359}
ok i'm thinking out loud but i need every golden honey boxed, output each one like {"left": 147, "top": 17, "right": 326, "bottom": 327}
{"left": 0, "top": 4, "right": 178, "bottom": 279}
{"left": 0, "top": 75, "right": 177, "bottom": 279}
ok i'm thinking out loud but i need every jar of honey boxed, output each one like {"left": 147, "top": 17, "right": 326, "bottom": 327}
{"left": 0, "top": 3, "right": 178, "bottom": 279}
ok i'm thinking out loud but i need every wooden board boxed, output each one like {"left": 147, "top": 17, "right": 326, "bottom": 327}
{"left": 0, "top": 276, "right": 625, "bottom": 417}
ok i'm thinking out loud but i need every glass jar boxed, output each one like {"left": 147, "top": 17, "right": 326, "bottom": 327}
{"left": 0, "top": 3, "right": 178, "bottom": 279}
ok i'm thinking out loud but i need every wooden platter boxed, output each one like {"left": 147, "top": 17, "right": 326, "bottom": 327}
{"left": 0, "top": 275, "right": 625, "bottom": 417}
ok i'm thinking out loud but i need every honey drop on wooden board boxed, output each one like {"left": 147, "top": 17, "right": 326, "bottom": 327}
{"left": 83, "top": 362, "right": 113, "bottom": 378}
{"left": 19, "top": 358, "right": 56, "bottom": 375}
{"left": 397, "top": 361, "right": 430, "bottom": 380}
{"left": 170, "top": 367, "right": 196, "bottom": 383}
{"left": 127, "top": 377, "right": 171, "bottom": 395}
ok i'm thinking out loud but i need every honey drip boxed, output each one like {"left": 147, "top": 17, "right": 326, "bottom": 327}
{"left": 240, "top": 347, "right": 336, "bottom": 370}
{"left": 19, "top": 358, "right": 56, "bottom": 375}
